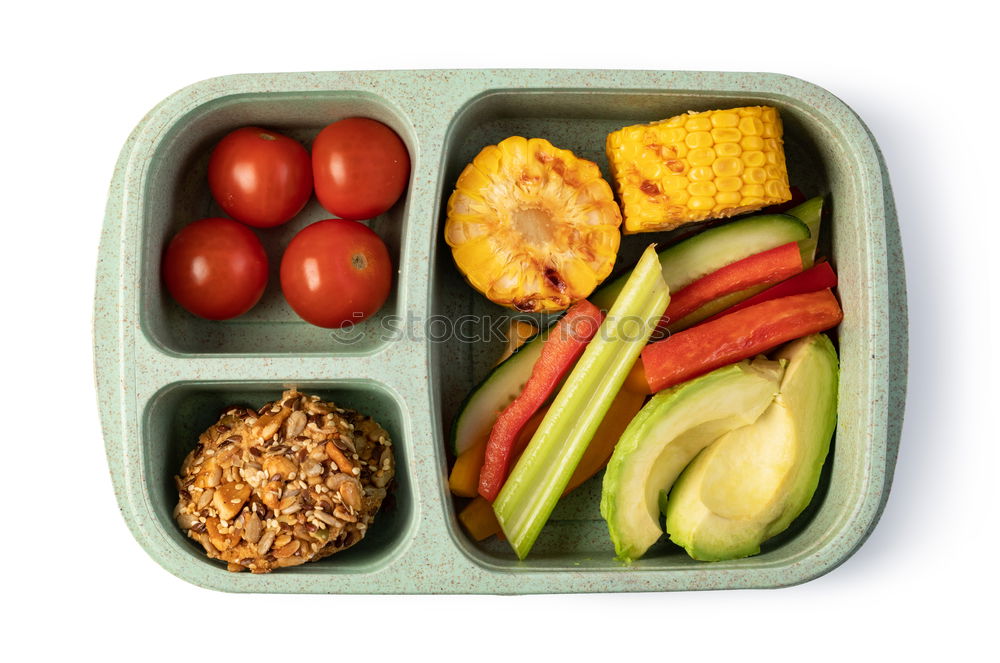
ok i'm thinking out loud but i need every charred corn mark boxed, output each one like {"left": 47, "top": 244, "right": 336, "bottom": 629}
{"left": 445, "top": 136, "right": 622, "bottom": 313}
{"left": 639, "top": 180, "right": 660, "bottom": 196}
{"left": 606, "top": 106, "right": 792, "bottom": 233}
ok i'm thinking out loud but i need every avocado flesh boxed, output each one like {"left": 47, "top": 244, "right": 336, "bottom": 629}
{"left": 600, "top": 358, "right": 784, "bottom": 563}
{"left": 665, "top": 334, "right": 839, "bottom": 561}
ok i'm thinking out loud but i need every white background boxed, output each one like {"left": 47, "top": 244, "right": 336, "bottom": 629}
{"left": 4, "top": 1, "right": 996, "bottom": 660}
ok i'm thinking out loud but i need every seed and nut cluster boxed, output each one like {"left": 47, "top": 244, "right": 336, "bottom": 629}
{"left": 173, "top": 389, "right": 394, "bottom": 573}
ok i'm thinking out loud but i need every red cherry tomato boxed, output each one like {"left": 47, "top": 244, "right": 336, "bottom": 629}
{"left": 162, "top": 218, "right": 268, "bottom": 320}
{"left": 208, "top": 127, "right": 312, "bottom": 228}
{"left": 312, "top": 118, "right": 410, "bottom": 220}
{"left": 280, "top": 219, "right": 393, "bottom": 328}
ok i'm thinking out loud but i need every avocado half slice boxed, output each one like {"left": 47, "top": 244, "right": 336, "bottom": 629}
{"left": 665, "top": 334, "right": 839, "bottom": 561}
{"left": 600, "top": 357, "right": 784, "bottom": 563}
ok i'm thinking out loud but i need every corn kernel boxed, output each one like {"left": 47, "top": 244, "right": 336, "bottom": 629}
{"left": 688, "top": 147, "right": 717, "bottom": 166}
{"left": 742, "top": 151, "right": 766, "bottom": 168}
{"left": 715, "top": 176, "right": 743, "bottom": 192}
{"left": 657, "top": 145, "right": 677, "bottom": 161}
{"left": 711, "top": 111, "right": 740, "bottom": 128}
{"left": 713, "top": 157, "right": 744, "bottom": 177}
{"left": 765, "top": 165, "right": 783, "bottom": 180}
{"left": 689, "top": 166, "right": 715, "bottom": 181}
{"left": 739, "top": 116, "right": 764, "bottom": 136}
{"left": 711, "top": 127, "right": 742, "bottom": 144}
{"left": 741, "top": 184, "right": 765, "bottom": 197}
{"left": 741, "top": 135, "right": 764, "bottom": 151}
{"left": 685, "top": 131, "right": 713, "bottom": 149}
{"left": 687, "top": 196, "right": 715, "bottom": 210}
{"left": 663, "top": 174, "right": 689, "bottom": 191}
{"left": 688, "top": 181, "right": 717, "bottom": 197}
{"left": 664, "top": 127, "right": 687, "bottom": 143}
{"left": 685, "top": 116, "right": 712, "bottom": 132}
{"left": 715, "top": 191, "right": 742, "bottom": 205}
{"left": 765, "top": 180, "right": 786, "bottom": 198}
{"left": 716, "top": 142, "right": 742, "bottom": 158}
{"left": 744, "top": 167, "right": 767, "bottom": 184}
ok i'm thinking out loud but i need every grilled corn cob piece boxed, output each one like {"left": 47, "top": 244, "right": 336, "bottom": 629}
{"left": 606, "top": 106, "right": 792, "bottom": 233}
{"left": 445, "top": 137, "right": 622, "bottom": 313}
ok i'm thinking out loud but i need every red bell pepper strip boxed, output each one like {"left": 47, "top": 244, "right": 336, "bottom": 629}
{"left": 701, "top": 261, "right": 838, "bottom": 324}
{"left": 642, "top": 289, "right": 843, "bottom": 393}
{"left": 478, "top": 300, "right": 604, "bottom": 501}
{"left": 660, "top": 241, "right": 803, "bottom": 329}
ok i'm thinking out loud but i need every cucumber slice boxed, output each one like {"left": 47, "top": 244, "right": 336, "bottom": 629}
{"left": 786, "top": 197, "right": 824, "bottom": 267}
{"left": 591, "top": 213, "right": 810, "bottom": 311}
{"left": 449, "top": 331, "right": 548, "bottom": 456}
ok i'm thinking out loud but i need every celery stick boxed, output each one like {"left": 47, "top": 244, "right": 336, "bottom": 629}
{"left": 493, "top": 245, "right": 670, "bottom": 559}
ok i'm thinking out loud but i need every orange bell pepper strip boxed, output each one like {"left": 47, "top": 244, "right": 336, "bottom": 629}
{"left": 496, "top": 319, "right": 539, "bottom": 365}
{"left": 448, "top": 437, "right": 488, "bottom": 498}
{"left": 659, "top": 241, "right": 803, "bottom": 331}
{"left": 478, "top": 300, "right": 604, "bottom": 501}
{"left": 459, "top": 497, "right": 502, "bottom": 541}
{"left": 642, "top": 289, "right": 844, "bottom": 393}
{"left": 562, "top": 386, "right": 647, "bottom": 494}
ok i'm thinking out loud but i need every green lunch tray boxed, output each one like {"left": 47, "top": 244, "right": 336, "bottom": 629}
{"left": 94, "top": 69, "right": 906, "bottom": 593}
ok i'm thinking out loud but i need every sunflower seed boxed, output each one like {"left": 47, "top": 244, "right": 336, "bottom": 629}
{"left": 177, "top": 512, "right": 200, "bottom": 530}
{"left": 197, "top": 488, "right": 215, "bottom": 510}
{"left": 333, "top": 505, "right": 357, "bottom": 523}
{"left": 243, "top": 513, "right": 262, "bottom": 543}
{"left": 339, "top": 480, "right": 362, "bottom": 511}
{"left": 313, "top": 510, "right": 343, "bottom": 528}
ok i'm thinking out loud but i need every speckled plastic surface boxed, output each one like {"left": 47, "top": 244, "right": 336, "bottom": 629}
{"left": 94, "top": 70, "right": 906, "bottom": 593}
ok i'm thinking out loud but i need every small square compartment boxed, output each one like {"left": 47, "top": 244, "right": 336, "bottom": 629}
{"left": 432, "top": 87, "right": 865, "bottom": 572}
{"left": 139, "top": 91, "right": 413, "bottom": 356}
{"left": 142, "top": 379, "right": 415, "bottom": 580}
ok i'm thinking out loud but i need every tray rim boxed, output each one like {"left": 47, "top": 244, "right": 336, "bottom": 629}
{"left": 94, "top": 68, "right": 906, "bottom": 593}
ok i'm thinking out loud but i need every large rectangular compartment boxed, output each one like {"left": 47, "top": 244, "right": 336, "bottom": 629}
{"left": 95, "top": 70, "right": 906, "bottom": 593}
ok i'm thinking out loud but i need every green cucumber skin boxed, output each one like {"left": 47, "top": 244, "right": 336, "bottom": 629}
{"left": 448, "top": 331, "right": 546, "bottom": 456}
{"left": 787, "top": 197, "right": 824, "bottom": 267}
{"left": 591, "top": 213, "right": 809, "bottom": 311}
